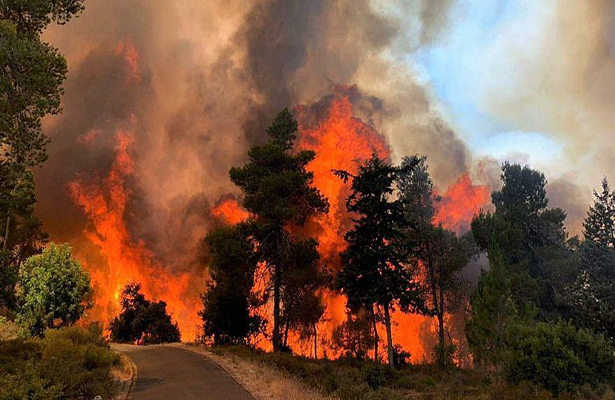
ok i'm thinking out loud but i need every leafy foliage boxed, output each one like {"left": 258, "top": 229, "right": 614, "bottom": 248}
{"left": 504, "top": 321, "right": 615, "bottom": 394}
{"left": 0, "top": 324, "right": 119, "bottom": 400}
{"left": 17, "top": 243, "right": 91, "bottom": 336}
{"left": 110, "top": 282, "right": 181, "bottom": 344}
{"left": 583, "top": 177, "right": 615, "bottom": 248}
{"left": 471, "top": 162, "right": 569, "bottom": 317}
{"left": 466, "top": 246, "right": 518, "bottom": 370}
{"left": 0, "top": 0, "right": 85, "bottom": 37}
{"left": 0, "top": 21, "right": 67, "bottom": 167}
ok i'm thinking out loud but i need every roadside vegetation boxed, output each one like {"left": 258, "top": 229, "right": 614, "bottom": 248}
{"left": 209, "top": 344, "right": 615, "bottom": 400}
{"left": 0, "top": 323, "right": 120, "bottom": 400}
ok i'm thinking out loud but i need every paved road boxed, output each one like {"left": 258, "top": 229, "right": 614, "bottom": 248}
{"left": 112, "top": 344, "right": 254, "bottom": 400}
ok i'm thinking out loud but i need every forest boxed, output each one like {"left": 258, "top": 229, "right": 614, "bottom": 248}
{"left": 2, "top": 1, "right": 615, "bottom": 399}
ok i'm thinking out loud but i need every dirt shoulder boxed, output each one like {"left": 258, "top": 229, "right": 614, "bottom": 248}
{"left": 179, "top": 344, "right": 335, "bottom": 400}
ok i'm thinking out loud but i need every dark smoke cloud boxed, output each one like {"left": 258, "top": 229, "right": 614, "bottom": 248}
{"left": 39, "top": 0, "right": 468, "bottom": 274}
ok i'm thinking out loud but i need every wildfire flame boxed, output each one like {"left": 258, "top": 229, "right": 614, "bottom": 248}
{"left": 68, "top": 126, "right": 203, "bottom": 341}
{"left": 66, "top": 45, "right": 488, "bottom": 358}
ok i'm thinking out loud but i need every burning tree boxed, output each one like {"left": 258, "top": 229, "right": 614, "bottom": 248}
{"left": 110, "top": 282, "right": 180, "bottom": 344}
{"left": 398, "top": 156, "right": 473, "bottom": 366}
{"left": 336, "top": 154, "right": 425, "bottom": 369}
{"left": 229, "top": 109, "right": 329, "bottom": 352}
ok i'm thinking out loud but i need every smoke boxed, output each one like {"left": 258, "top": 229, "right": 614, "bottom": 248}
{"left": 38, "top": 0, "right": 470, "bottom": 273}
{"left": 474, "top": 0, "right": 615, "bottom": 189}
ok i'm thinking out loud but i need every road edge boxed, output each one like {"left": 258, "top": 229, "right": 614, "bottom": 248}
{"left": 114, "top": 351, "right": 137, "bottom": 400}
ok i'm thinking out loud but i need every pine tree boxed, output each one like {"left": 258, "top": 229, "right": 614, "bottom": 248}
{"left": 230, "top": 109, "right": 328, "bottom": 351}
{"left": 465, "top": 246, "right": 517, "bottom": 371}
{"left": 336, "top": 154, "right": 424, "bottom": 368}
{"left": 583, "top": 177, "right": 615, "bottom": 248}
{"left": 398, "top": 155, "right": 471, "bottom": 366}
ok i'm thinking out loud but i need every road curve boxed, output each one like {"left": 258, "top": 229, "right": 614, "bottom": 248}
{"left": 112, "top": 344, "right": 254, "bottom": 400}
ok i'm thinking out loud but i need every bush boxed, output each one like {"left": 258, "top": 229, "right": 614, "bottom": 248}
{"left": 17, "top": 243, "right": 92, "bottom": 336}
{"left": 0, "top": 324, "right": 119, "bottom": 399}
{"left": 504, "top": 321, "right": 615, "bottom": 394}
{"left": 110, "top": 282, "right": 180, "bottom": 344}
{"left": 361, "top": 363, "right": 385, "bottom": 389}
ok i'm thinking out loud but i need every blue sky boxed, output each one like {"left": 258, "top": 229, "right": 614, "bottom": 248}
{"left": 409, "top": 0, "right": 564, "bottom": 171}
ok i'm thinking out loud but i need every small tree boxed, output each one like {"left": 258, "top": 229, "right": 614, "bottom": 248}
{"left": 230, "top": 109, "right": 328, "bottom": 351}
{"left": 110, "top": 283, "right": 180, "bottom": 344}
{"left": 336, "top": 154, "right": 424, "bottom": 368}
{"left": 199, "top": 224, "right": 263, "bottom": 345}
{"left": 583, "top": 177, "right": 615, "bottom": 248}
{"left": 465, "top": 246, "right": 517, "bottom": 371}
{"left": 398, "top": 155, "right": 471, "bottom": 366}
{"left": 17, "top": 243, "right": 92, "bottom": 335}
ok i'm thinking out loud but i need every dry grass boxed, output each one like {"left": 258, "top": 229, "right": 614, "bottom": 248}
{"left": 181, "top": 344, "right": 336, "bottom": 400}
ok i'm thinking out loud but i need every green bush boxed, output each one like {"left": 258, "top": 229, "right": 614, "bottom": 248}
{"left": 17, "top": 244, "right": 92, "bottom": 336}
{"left": 0, "top": 324, "right": 119, "bottom": 400}
{"left": 504, "top": 321, "right": 615, "bottom": 394}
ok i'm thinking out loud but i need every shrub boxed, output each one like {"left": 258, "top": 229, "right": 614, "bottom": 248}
{"left": 504, "top": 321, "right": 615, "bottom": 394}
{"left": 361, "top": 363, "right": 385, "bottom": 389}
{"left": 0, "top": 316, "right": 24, "bottom": 340}
{"left": 0, "top": 324, "right": 119, "bottom": 399}
{"left": 110, "top": 282, "right": 180, "bottom": 343}
{"left": 17, "top": 243, "right": 92, "bottom": 336}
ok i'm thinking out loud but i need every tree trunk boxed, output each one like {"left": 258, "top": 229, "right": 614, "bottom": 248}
{"left": 313, "top": 323, "right": 318, "bottom": 360}
{"left": 437, "top": 288, "right": 445, "bottom": 367}
{"left": 283, "top": 318, "right": 290, "bottom": 348}
{"left": 371, "top": 305, "right": 379, "bottom": 362}
{"left": 273, "top": 264, "right": 281, "bottom": 352}
{"left": 383, "top": 302, "right": 395, "bottom": 369}
{"left": 2, "top": 214, "right": 10, "bottom": 252}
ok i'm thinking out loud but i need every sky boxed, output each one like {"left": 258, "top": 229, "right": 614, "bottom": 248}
{"left": 412, "top": 0, "right": 563, "bottom": 173}
{"left": 410, "top": 0, "right": 613, "bottom": 190}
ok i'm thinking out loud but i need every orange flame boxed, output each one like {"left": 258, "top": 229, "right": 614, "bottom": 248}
{"left": 68, "top": 127, "right": 204, "bottom": 341}
{"left": 435, "top": 173, "right": 490, "bottom": 234}
{"left": 211, "top": 198, "right": 249, "bottom": 225}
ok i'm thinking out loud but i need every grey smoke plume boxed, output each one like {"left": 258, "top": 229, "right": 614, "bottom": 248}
{"left": 39, "top": 0, "right": 468, "bottom": 273}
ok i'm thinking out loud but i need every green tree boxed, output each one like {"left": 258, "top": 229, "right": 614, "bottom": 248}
{"left": 0, "top": 0, "right": 85, "bottom": 37}
{"left": 279, "top": 237, "right": 328, "bottom": 356}
{"left": 199, "top": 224, "right": 263, "bottom": 345}
{"left": 230, "top": 109, "right": 328, "bottom": 352}
{"left": 398, "top": 155, "right": 471, "bottom": 366}
{"left": 17, "top": 243, "right": 92, "bottom": 335}
{"left": 1, "top": 0, "right": 82, "bottom": 313}
{"left": 336, "top": 154, "right": 424, "bottom": 368}
{"left": 0, "top": 21, "right": 67, "bottom": 167}
{"left": 563, "top": 178, "right": 615, "bottom": 340}
{"left": 583, "top": 177, "right": 615, "bottom": 248}
{"left": 471, "top": 163, "right": 569, "bottom": 317}
{"left": 465, "top": 246, "right": 518, "bottom": 371}
{"left": 110, "top": 282, "right": 181, "bottom": 344}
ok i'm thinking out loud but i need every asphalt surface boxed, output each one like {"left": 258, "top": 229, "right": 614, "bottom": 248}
{"left": 112, "top": 344, "right": 254, "bottom": 400}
